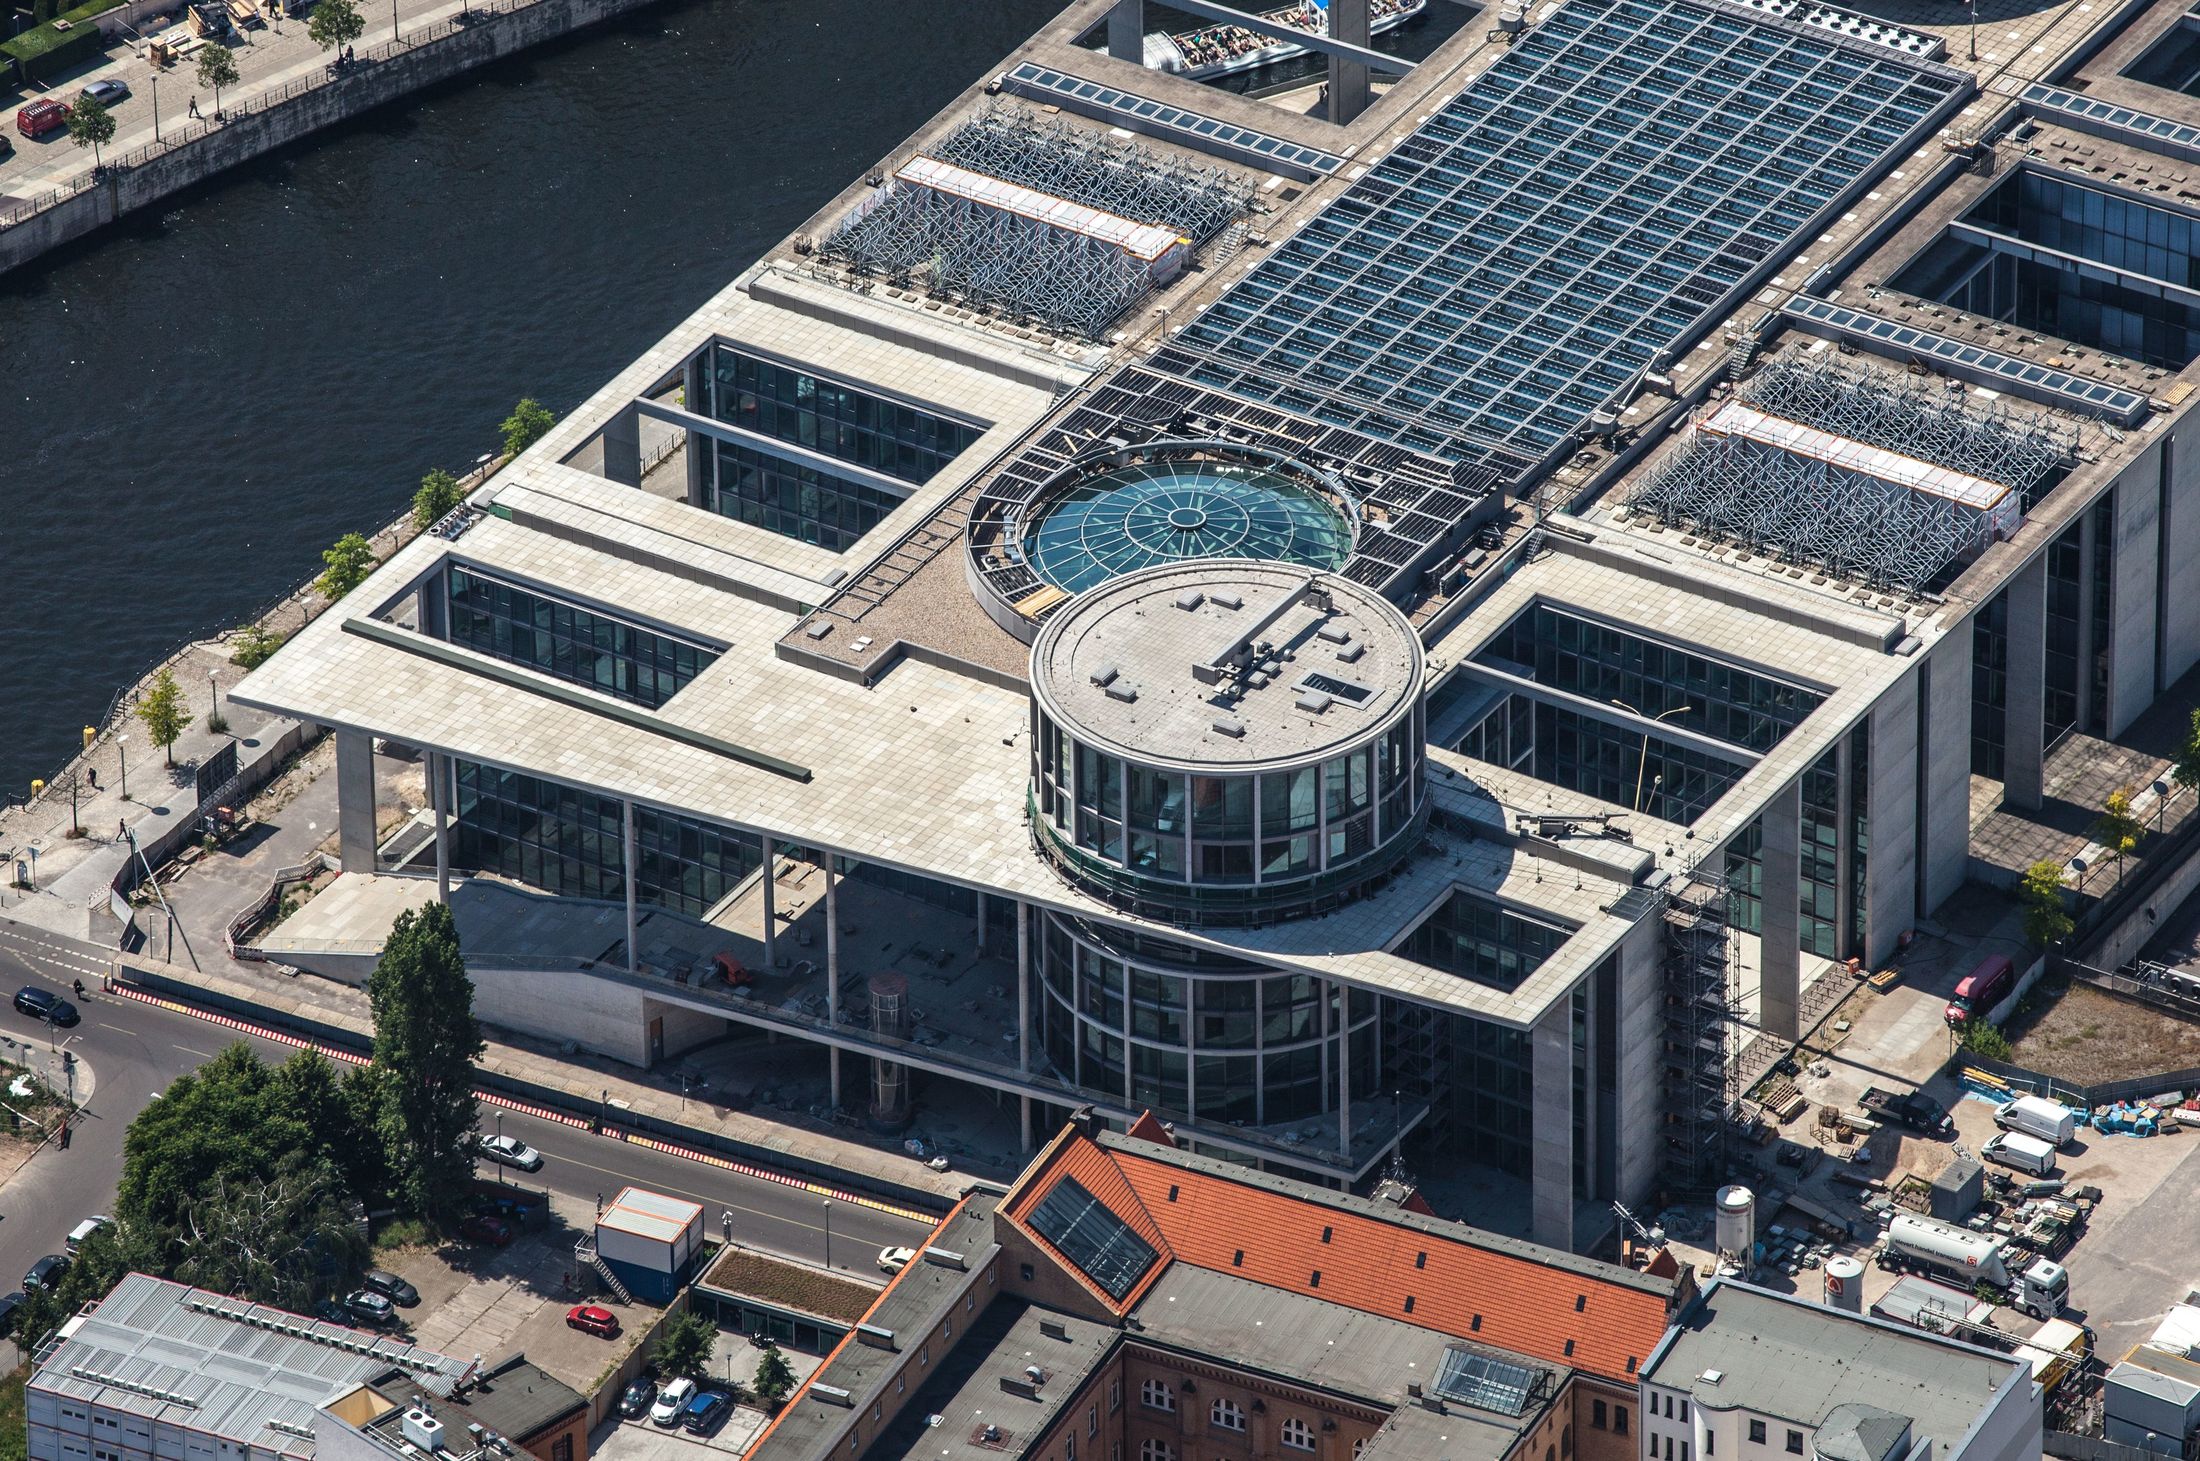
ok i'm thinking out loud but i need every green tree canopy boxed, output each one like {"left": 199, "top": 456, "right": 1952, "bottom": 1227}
{"left": 500, "top": 397, "right": 555, "bottom": 459}
{"left": 196, "top": 42, "right": 239, "bottom": 109}
{"left": 369, "top": 903, "right": 484, "bottom": 1220}
{"left": 230, "top": 623, "right": 286, "bottom": 669}
{"left": 753, "top": 1341, "right": 798, "bottom": 1403}
{"left": 2019, "top": 860, "right": 2072, "bottom": 950}
{"left": 2095, "top": 787, "right": 2147, "bottom": 875}
{"left": 308, "top": 0, "right": 364, "bottom": 52}
{"left": 317, "top": 531, "right": 376, "bottom": 600}
{"left": 651, "top": 1309, "right": 718, "bottom": 1380}
{"left": 173, "top": 1158, "right": 365, "bottom": 1312}
{"left": 412, "top": 468, "right": 466, "bottom": 531}
{"left": 67, "top": 93, "right": 115, "bottom": 168}
{"left": 135, "top": 667, "right": 193, "bottom": 766}
{"left": 2176, "top": 708, "right": 2200, "bottom": 800}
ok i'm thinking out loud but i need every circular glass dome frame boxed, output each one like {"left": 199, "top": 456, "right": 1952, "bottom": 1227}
{"left": 965, "top": 440, "right": 1361, "bottom": 640}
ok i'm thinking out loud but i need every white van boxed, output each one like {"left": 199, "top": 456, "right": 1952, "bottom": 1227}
{"left": 1982, "top": 1131, "right": 2059, "bottom": 1177}
{"left": 65, "top": 1215, "right": 111, "bottom": 1250}
{"left": 1995, "top": 1094, "right": 2079, "bottom": 1149}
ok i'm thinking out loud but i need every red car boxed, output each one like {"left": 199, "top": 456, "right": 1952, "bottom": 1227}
{"left": 566, "top": 1304, "right": 619, "bottom": 1338}
{"left": 17, "top": 99, "right": 69, "bottom": 139}
{"left": 456, "top": 1214, "right": 513, "bottom": 1247}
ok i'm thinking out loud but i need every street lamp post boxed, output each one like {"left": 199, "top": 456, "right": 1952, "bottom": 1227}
{"left": 495, "top": 1110, "right": 506, "bottom": 1184}
{"left": 822, "top": 1199, "right": 832, "bottom": 1271}
{"left": 208, "top": 669, "right": 221, "bottom": 730}
{"left": 117, "top": 733, "right": 129, "bottom": 803}
{"left": 1968, "top": 0, "right": 1978, "bottom": 61}
{"left": 1609, "top": 699, "right": 1696, "bottom": 815}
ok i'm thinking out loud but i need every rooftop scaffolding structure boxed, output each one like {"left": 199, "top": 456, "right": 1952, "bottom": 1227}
{"left": 1627, "top": 355, "right": 2078, "bottom": 592}
{"left": 1661, "top": 872, "right": 1740, "bottom": 1196}
{"left": 931, "top": 103, "right": 1254, "bottom": 246}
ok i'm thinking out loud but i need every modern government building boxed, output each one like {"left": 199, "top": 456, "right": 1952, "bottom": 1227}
{"left": 237, "top": 0, "right": 2200, "bottom": 1251}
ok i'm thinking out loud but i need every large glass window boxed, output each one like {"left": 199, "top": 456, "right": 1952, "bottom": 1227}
{"left": 1402, "top": 891, "right": 1573, "bottom": 991}
{"left": 704, "top": 345, "right": 982, "bottom": 483}
{"left": 450, "top": 761, "right": 761, "bottom": 917}
{"left": 445, "top": 566, "right": 716, "bottom": 709}
{"left": 1972, "top": 589, "right": 2009, "bottom": 779}
{"left": 709, "top": 442, "right": 908, "bottom": 553}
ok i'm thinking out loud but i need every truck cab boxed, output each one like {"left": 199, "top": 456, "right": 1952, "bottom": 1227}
{"left": 2015, "top": 1258, "right": 2069, "bottom": 1320}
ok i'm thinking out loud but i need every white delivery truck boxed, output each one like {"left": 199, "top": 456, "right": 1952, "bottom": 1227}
{"left": 1981, "top": 1130, "right": 2059, "bottom": 1176}
{"left": 1996, "top": 1094, "right": 2080, "bottom": 1148}
{"left": 1882, "top": 1212, "right": 2070, "bottom": 1319}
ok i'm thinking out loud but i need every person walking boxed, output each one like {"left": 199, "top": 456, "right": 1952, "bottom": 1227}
{"left": 187, "top": 95, "right": 200, "bottom": 118}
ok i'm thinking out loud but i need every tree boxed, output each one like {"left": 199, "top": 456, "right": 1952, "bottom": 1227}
{"left": 135, "top": 668, "right": 192, "bottom": 767}
{"left": 2095, "top": 787, "right": 2148, "bottom": 876}
{"left": 2020, "top": 860, "right": 2073, "bottom": 950}
{"left": 500, "top": 397, "right": 555, "bottom": 459}
{"left": 308, "top": 0, "right": 364, "bottom": 55}
{"left": 368, "top": 903, "right": 483, "bottom": 1221}
{"left": 118, "top": 1044, "right": 299, "bottom": 1237}
{"left": 2176, "top": 709, "right": 2200, "bottom": 801}
{"left": 752, "top": 1341, "right": 798, "bottom": 1405}
{"left": 412, "top": 468, "right": 465, "bottom": 531}
{"left": 317, "top": 531, "right": 376, "bottom": 600}
{"left": 1958, "top": 1019, "right": 2014, "bottom": 1061}
{"left": 230, "top": 623, "right": 286, "bottom": 669}
{"left": 196, "top": 43, "right": 239, "bottom": 116}
{"left": 67, "top": 92, "right": 115, "bottom": 171}
{"left": 651, "top": 1309, "right": 718, "bottom": 1380}
{"left": 173, "top": 1160, "right": 365, "bottom": 1311}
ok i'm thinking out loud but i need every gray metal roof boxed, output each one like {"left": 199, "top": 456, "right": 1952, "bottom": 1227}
{"left": 1643, "top": 1283, "right": 2024, "bottom": 1461}
{"left": 870, "top": 1300, "right": 1116, "bottom": 1461}
{"left": 31, "top": 1273, "right": 468, "bottom": 1456}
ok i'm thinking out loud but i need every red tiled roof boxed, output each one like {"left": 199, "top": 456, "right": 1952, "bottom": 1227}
{"left": 1005, "top": 1125, "right": 1671, "bottom": 1383}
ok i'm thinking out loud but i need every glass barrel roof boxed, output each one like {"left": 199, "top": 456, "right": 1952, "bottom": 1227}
{"left": 1019, "top": 457, "right": 1355, "bottom": 594}
{"left": 1160, "top": 0, "right": 1968, "bottom": 468}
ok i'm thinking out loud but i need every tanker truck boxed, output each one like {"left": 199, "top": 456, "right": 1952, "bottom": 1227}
{"left": 1880, "top": 1212, "right": 2070, "bottom": 1320}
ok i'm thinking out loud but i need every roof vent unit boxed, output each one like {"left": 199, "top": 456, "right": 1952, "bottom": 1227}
{"left": 1317, "top": 624, "right": 1351, "bottom": 645}
{"left": 921, "top": 1246, "right": 967, "bottom": 1270}
{"left": 1296, "top": 691, "right": 1333, "bottom": 715}
{"left": 855, "top": 1323, "right": 898, "bottom": 1350}
{"left": 1336, "top": 641, "right": 1365, "bottom": 664}
{"left": 810, "top": 1384, "right": 854, "bottom": 1409}
{"left": 1210, "top": 591, "right": 1244, "bottom": 610}
{"left": 803, "top": 619, "right": 833, "bottom": 641}
{"left": 1497, "top": 5, "right": 1525, "bottom": 30}
{"left": 999, "top": 1377, "right": 1040, "bottom": 1400}
{"left": 1025, "top": 1365, "right": 1048, "bottom": 1384}
{"left": 401, "top": 1410, "right": 445, "bottom": 1454}
{"left": 1039, "top": 1319, "right": 1069, "bottom": 1341}
{"left": 467, "top": 1425, "right": 485, "bottom": 1449}
{"left": 1175, "top": 590, "right": 1207, "bottom": 612}
{"left": 1212, "top": 717, "right": 1247, "bottom": 738}
{"left": 1090, "top": 664, "right": 1119, "bottom": 688}
{"left": 1104, "top": 681, "right": 1140, "bottom": 703}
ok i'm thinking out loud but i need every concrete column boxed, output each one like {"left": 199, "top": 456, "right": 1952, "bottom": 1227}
{"left": 418, "top": 563, "right": 448, "bottom": 640}
{"left": 2110, "top": 477, "right": 2163, "bottom": 736}
{"left": 2076, "top": 505, "right": 2099, "bottom": 735}
{"left": 760, "top": 837, "right": 776, "bottom": 970}
{"left": 685, "top": 356, "right": 712, "bottom": 510}
{"left": 1327, "top": 0, "right": 1372, "bottom": 123}
{"left": 2005, "top": 556, "right": 2049, "bottom": 812}
{"left": 1865, "top": 674, "right": 1921, "bottom": 969}
{"left": 2159, "top": 433, "right": 2200, "bottom": 688}
{"left": 623, "top": 799, "right": 640, "bottom": 978}
{"left": 1612, "top": 912, "right": 1666, "bottom": 1211}
{"left": 1918, "top": 633, "right": 1973, "bottom": 918}
{"left": 602, "top": 403, "right": 643, "bottom": 488}
{"left": 336, "top": 730, "right": 377, "bottom": 875}
{"left": 430, "top": 753, "right": 450, "bottom": 904}
{"left": 1530, "top": 997, "right": 1574, "bottom": 1252}
{"left": 1106, "top": 0, "right": 1142, "bottom": 60}
{"left": 1834, "top": 733, "right": 1856, "bottom": 964}
{"left": 826, "top": 854, "right": 843, "bottom": 1108}
{"left": 1335, "top": 981, "right": 1353, "bottom": 1160}
{"left": 1759, "top": 779, "right": 1802, "bottom": 1042}
{"left": 1016, "top": 903, "right": 1031, "bottom": 1075}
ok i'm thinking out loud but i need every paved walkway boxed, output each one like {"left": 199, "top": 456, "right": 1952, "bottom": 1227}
{"left": 0, "top": 0, "right": 493, "bottom": 206}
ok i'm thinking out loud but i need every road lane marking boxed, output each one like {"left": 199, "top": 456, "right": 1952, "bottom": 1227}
{"left": 105, "top": 983, "right": 938, "bottom": 1224}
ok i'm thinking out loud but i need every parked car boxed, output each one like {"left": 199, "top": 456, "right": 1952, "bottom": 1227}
{"left": 649, "top": 1377, "right": 696, "bottom": 1427}
{"left": 66, "top": 1216, "right": 112, "bottom": 1250}
{"left": 618, "top": 1376, "right": 657, "bottom": 1419}
{"left": 1981, "top": 1131, "right": 2059, "bottom": 1177}
{"left": 456, "top": 1214, "right": 513, "bottom": 1247}
{"left": 0, "top": 1291, "right": 24, "bottom": 1337}
{"left": 15, "top": 99, "right": 69, "bottom": 140}
{"left": 878, "top": 1245, "right": 916, "bottom": 1274}
{"left": 344, "top": 1290, "right": 398, "bottom": 1328}
{"left": 361, "top": 1268, "right": 420, "bottom": 1307}
{"left": 77, "top": 79, "right": 130, "bottom": 108}
{"left": 313, "top": 1299, "right": 350, "bottom": 1324}
{"left": 14, "top": 987, "right": 78, "bottom": 1027}
{"left": 565, "top": 1304, "right": 619, "bottom": 1338}
{"left": 478, "top": 1133, "right": 544, "bottom": 1171}
{"left": 1945, "top": 954, "right": 2015, "bottom": 1027}
{"left": 683, "top": 1391, "right": 733, "bottom": 1436}
{"left": 23, "top": 1254, "right": 67, "bottom": 1291}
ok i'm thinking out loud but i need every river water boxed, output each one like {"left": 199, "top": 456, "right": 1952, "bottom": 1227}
{"left": 0, "top": 0, "right": 1459, "bottom": 796}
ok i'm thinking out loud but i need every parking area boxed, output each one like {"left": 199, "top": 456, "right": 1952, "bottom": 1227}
{"left": 590, "top": 1333, "right": 826, "bottom": 1461}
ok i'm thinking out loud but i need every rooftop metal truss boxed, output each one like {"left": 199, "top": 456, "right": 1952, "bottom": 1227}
{"left": 1627, "top": 355, "right": 2077, "bottom": 592}
{"left": 815, "top": 104, "right": 1253, "bottom": 339}
{"left": 932, "top": 103, "right": 1253, "bottom": 245}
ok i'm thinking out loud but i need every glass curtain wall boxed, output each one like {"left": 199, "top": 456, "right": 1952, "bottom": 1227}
{"left": 445, "top": 566, "right": 717, "bottom": 709}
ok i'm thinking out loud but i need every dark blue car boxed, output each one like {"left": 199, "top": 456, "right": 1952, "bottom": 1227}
{"left": 682, "top": 1391, "right": 732, "bottom": 1435}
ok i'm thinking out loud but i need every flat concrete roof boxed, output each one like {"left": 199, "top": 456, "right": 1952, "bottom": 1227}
{"left": 1030, "top": 564, "right": 1421, "bottom": 770}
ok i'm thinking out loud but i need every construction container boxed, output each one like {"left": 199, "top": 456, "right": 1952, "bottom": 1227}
{"left": 2106, "top": 1346, "right": 2200, "bottom": 1455}
{"left": 595, "top": 1187, "right": 707, "bottom": 1303}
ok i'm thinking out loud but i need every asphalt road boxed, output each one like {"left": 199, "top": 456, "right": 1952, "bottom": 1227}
{"left": 0, "top": 921, "right": 933, "bottom": 1309}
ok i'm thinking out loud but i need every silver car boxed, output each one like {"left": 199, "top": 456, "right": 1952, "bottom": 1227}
{"left": 78, "top": 79, "right": 130, "bottom": 108}
{"left": 478, "top": 1133, "right": 544, "bottom": 1171}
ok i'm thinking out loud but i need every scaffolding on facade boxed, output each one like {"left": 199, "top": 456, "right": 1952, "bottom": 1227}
{"left": 1627, "top": 354, "right": 2078, "bottom": 593}
{"left": 1661, "top": 871, "right": 1741, "bottom": 1196}
{"left": 933, "top": 103, "right": 1253, "bottom": 246}
{"left": 816, "top": 104, "right": 1254, "bottom": 340}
